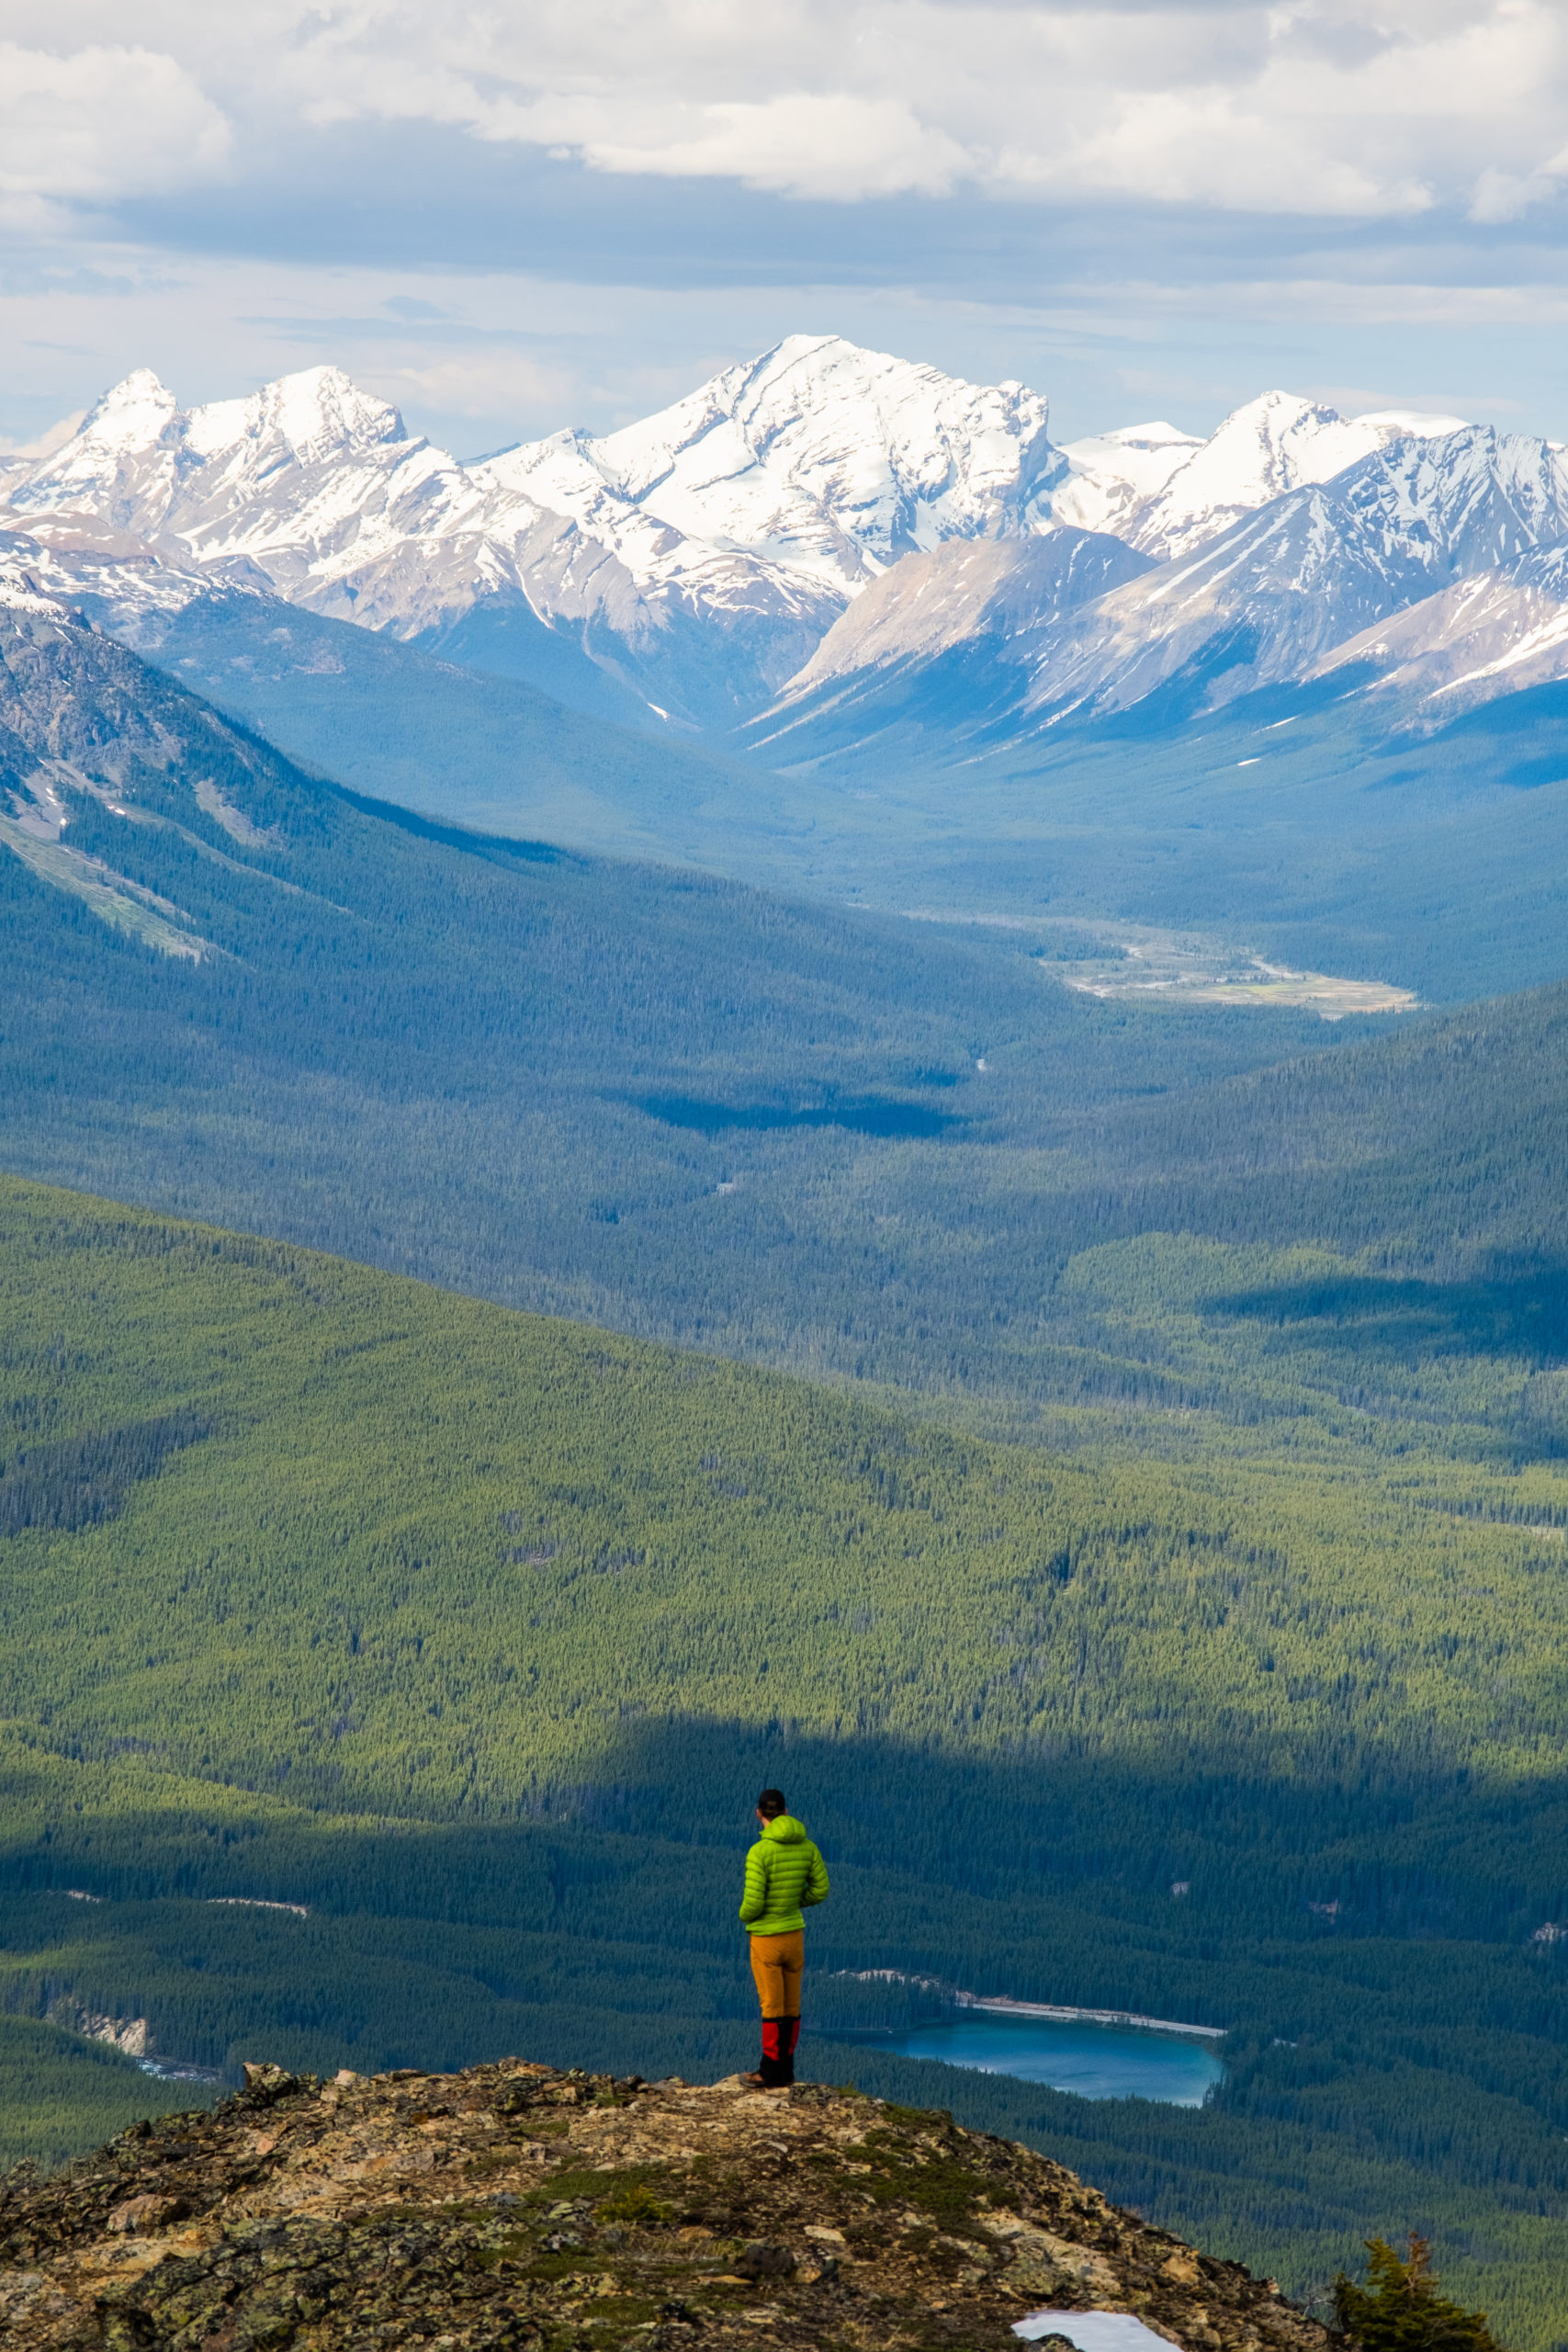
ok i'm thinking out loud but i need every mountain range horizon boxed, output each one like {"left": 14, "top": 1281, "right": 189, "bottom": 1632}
{"left": 6, "top": 333, "right": 1556, "bottom": 750}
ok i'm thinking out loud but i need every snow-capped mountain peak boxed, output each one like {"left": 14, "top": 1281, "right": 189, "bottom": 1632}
{"left": 1049, "top": 421, "right": 1205, "bottom": 543}
{"left": 10, "top": 371, "right": 186, "bottom": 534}
{"left": 1331, "top": 425, "right": 1568, "bottom": 585}
{"left": 78, "top": 369, "right": 181, "bottom": 452}
{"left": 1122, "top": 390, "right": 1425, "bottom": 561}
{"left": 1095, "top": 421, "right": 1196, "bottom": 450}
{"left": 600, "top": 332, "right": 1056, "bottom": 555}
{"left": 1161, "top": 389, "right": 1373, "bottom": 520}
{"left": 1050, "top": 390, "right": 1479, "bottom": 566}
{"left": 1353, "top": 407, "right": 1472, "bottom": 440}
{"left": 452, "top": 334, "right": 1068, "bottom": 717}
{"left": 483, "top": 334, "right": 1058, "bottom": 600}
{"left": 14, "top": 365, "right": 415, "bottom": 542}
{"left": 185, "top": 366, "right": 408, "bottom": 467}
{"left": 7, "top": 363, "right": 481, "bottom": 611}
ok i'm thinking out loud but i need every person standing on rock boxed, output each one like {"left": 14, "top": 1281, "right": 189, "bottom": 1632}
{"left": 740, "top": 1788, "right": 829, "bottom": 2088}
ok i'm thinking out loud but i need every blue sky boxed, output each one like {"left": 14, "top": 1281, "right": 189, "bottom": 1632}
{"left": 2, "top": 2, "right": 1566, "bottom": 457}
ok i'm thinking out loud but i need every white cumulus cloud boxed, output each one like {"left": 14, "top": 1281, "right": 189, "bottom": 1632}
{"left": 8, "top": 1, "right": 1568, "bottom": 220}
{"left": 0, "top": 43, "right": 231, "bottom": 200}
{"left": 265, "top": 0, "right": 1568, "bottom": 216}
{"left": 561, "top": 93, "right": 973, "bottom": 201}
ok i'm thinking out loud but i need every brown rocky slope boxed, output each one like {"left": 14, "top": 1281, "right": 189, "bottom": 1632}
{"left": 0, "top": 2058, "right": 1337, "bottom": 2352}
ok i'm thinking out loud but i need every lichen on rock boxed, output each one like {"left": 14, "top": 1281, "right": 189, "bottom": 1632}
{"left": 0, "top": 2056, "right": 1337, "bottom": 2350}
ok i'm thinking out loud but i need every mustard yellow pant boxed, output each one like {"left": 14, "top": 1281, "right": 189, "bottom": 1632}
{"left": 750, "top": 1929, "right": 804, "bottom": 2021}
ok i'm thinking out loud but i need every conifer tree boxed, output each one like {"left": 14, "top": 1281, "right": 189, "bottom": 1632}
{"left": 1334, "top": 2236, "right": 1501, "bottom": 2352}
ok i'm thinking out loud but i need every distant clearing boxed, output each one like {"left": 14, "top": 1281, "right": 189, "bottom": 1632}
{"left": 903, "top": 911, "right": 1420, "bottom": 1019}
{"left": 1068, "top": 962, "right": 1420, "bottom": 1018}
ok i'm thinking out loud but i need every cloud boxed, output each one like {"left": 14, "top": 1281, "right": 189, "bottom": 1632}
{"left": 0, "top": 409, "right": 87, "bottom": 458}
{"left": 374, "top": 352, "right": 581, "bottom": 421}
{"left": 6, "top": 232, "right": 1568, "bottom": 470}
{"left": 0, "top": 44, "right": 231, "bottom": 200}
{"left": 6, "top": 2, "right": 1568, "bottom": 460}
{"left": 564, "top": 94, "right": 973, "bottom": 202}
{"left": 291, "top": 0, "right": 1568, "bottom": 217}
{"left": 1469, "top": 145, "right": 1568, "bottom": 223}
{"left": 16, "top": 1, "right": 1568, "bottom": 220}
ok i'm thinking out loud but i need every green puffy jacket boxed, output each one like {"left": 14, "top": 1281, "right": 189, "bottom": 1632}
{"left": 739, "top": 1815, "right": 830, "bottom": 1937}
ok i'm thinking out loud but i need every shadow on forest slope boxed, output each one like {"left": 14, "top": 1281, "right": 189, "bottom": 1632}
{"left": 1205, "top": 1266, "right": 1568, "bottom": 1366}
{"left": 12, "top": 1705, "right": 1568, "bottom": 1948}
{"left": 521, "top": 1713, "right": 1568, "bottom": 1946}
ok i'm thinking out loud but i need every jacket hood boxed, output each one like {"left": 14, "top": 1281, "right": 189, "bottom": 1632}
{"left": 761, "top": 1814, "right": 807, "bottom": 1844}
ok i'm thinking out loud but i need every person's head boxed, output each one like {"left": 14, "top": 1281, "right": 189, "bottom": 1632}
{"left": 756, "top": 1787, "right": 787, "bottom": 1825}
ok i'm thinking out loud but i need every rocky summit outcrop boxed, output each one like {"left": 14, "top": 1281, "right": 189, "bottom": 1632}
{"left": 0, "top": 2056, "right": 1335, "bottom": 2352}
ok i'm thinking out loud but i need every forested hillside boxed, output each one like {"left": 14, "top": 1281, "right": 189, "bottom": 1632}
{"left": 8, "top": 725, "right": 1568, "bottom": 1471}
{"left": 2, "top": 1180, "right": 1568, "bottom": 2342}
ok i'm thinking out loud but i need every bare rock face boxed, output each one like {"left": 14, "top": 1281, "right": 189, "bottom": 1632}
{"left": 0, "top": 2055, "right": 1334, "bottom": 2352}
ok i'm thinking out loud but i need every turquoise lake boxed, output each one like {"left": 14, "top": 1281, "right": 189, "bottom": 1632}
{"left": 869, "top": 2012, "right": 1224, "bottom": 2105}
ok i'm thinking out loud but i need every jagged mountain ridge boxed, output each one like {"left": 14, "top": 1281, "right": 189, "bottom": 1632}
{"left": 0, "top": 2055, "right": 1335, "bottom": 2352}
{"left": 4, "top": 340, "right": 1061, "bottom": 728}
{"left": 4, "top": 368, "right": 667, "bottom": 718}
{"left": 1023, "top": 422, "right": 1568, "bottom": 720}
{"left": 1053, "top": 391, "right": 1469, "bottom": 564}
{"left": 761, "top": 423, "right": 1568, "bottom": 756}
{"left": 5, "top": 340, "right": 1515, "bottom": 737}
{"left": 1312, "top": 541, "right": 1568, "bottom": 719}
{"left": 482, "top": 335, "right": 1058, "bottom": 591}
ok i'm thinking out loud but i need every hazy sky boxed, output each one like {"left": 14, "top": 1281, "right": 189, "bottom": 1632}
{"left": 2, "top": 1, "right": 1566, "bottom": 458}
